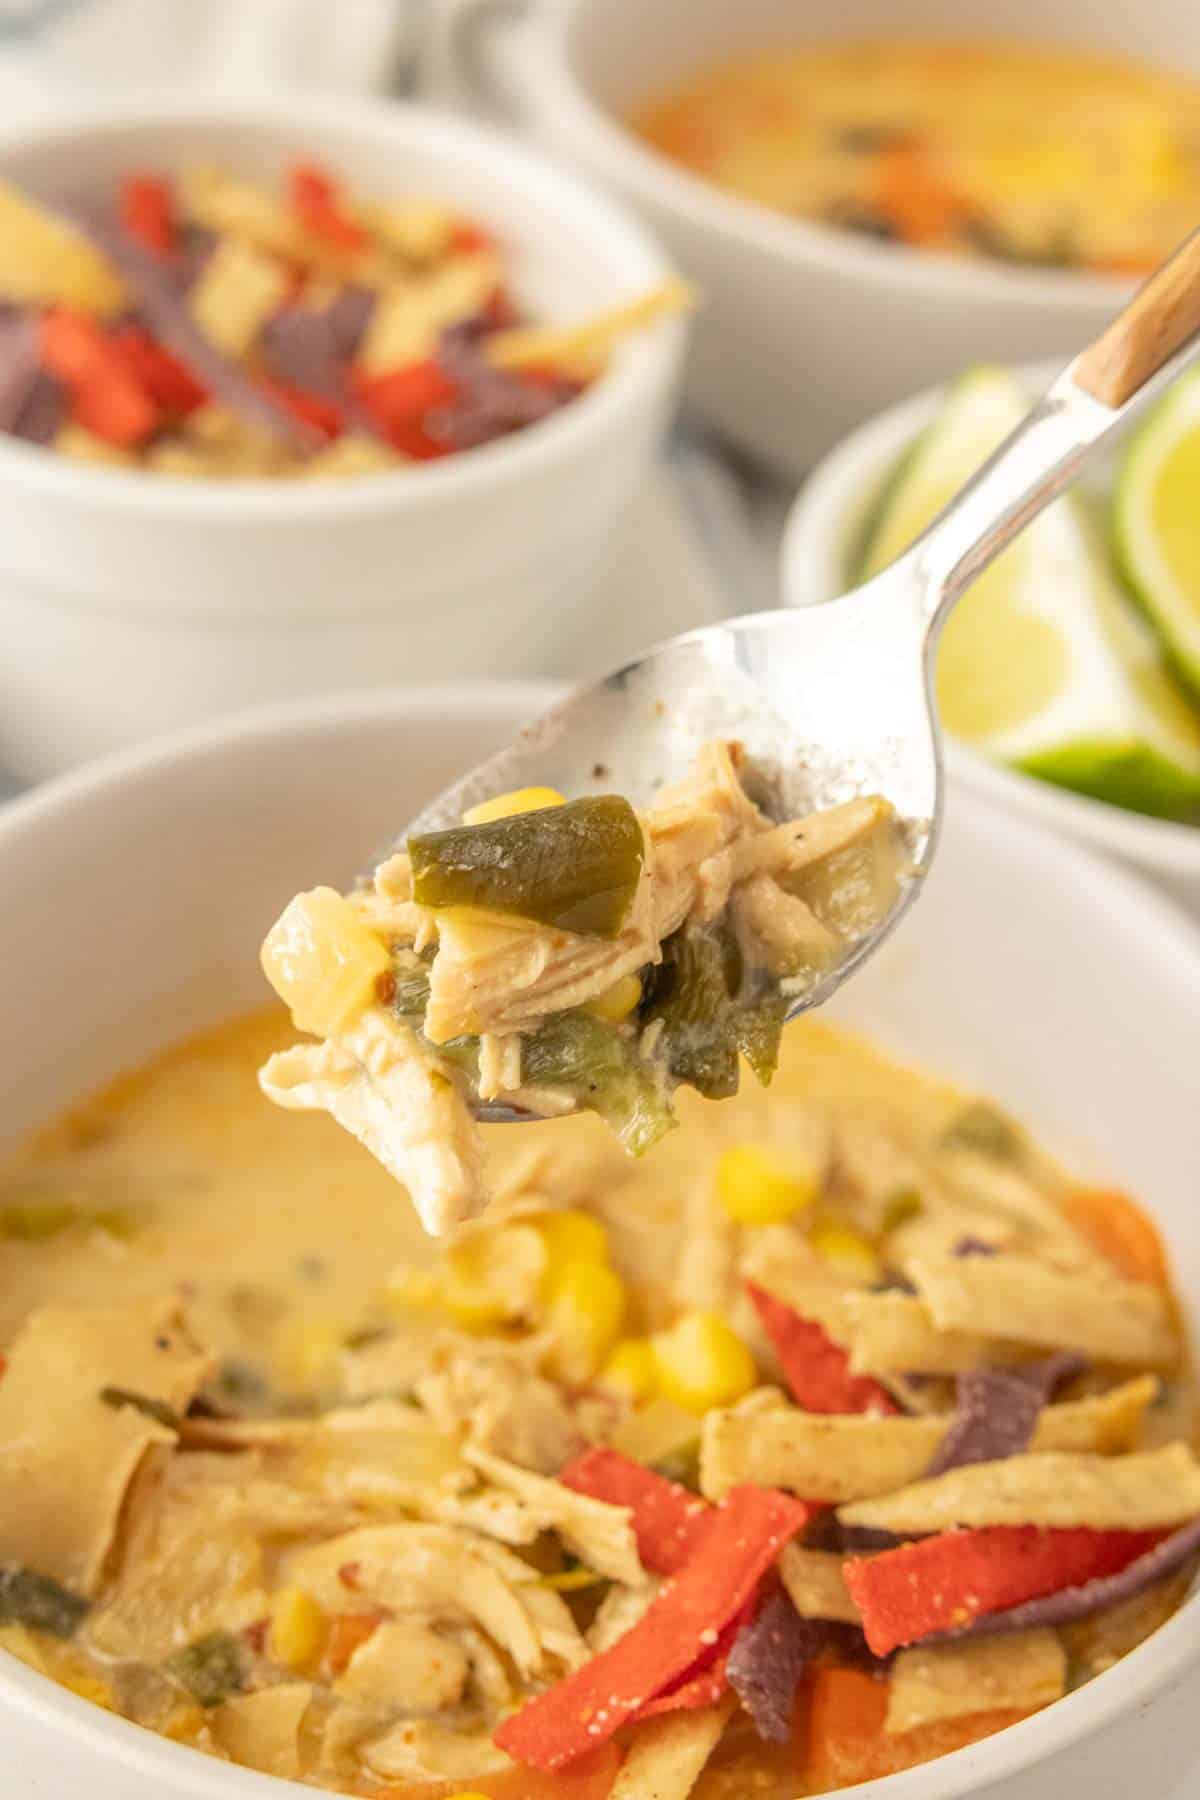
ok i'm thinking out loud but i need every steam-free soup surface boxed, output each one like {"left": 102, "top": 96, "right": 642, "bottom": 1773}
{"left": 0, "top": 1010, "right": 1194, "bottom": 1797}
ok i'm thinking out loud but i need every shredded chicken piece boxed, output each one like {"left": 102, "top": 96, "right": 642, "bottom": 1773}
{"left": 212, "top": 1684, "right": 312, "bottom": 1780}
{"left": 362, "top": 1719, "right": 516, "bottom": 1784}
{"left": 730, "top": 871, "right": 838, "bottom": 976}
{"left": 335, "top": 1618, "right": 469, "bottom": 1714}
{"left": 413, "top": 1343, "right": 587, "bottom": 1473}
{"left": 259, "top": 1009, "right": 486, "bottom": 1234}
{"left": 731, "top": 796, "right": 895, "bottom": 882}
{"left": 463, "top": 1447, "right": 646, "bottom": 1586}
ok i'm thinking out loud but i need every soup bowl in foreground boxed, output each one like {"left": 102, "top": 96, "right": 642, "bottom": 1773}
{"left": 0, "top": 684, "right": 1198, "bottom": 1800}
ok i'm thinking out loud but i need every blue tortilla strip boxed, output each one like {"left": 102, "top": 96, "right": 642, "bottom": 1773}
{"left": 925, "top": 1516, "right": 1200, "bottom": 1642}
{"left": 728, "top": 1589, "right": 837, "bottom": 1743}
{"left": 925, "top": 1367, "right": 1045, "bottom": 1477}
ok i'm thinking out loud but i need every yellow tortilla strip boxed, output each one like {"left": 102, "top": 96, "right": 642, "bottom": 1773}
{"left": 700, "top": 1377, "right": 1158, "bottom": 1502}
{"left": 610, "top": 1696, "right": 735, "bottom": 1800}
{"left": 886, "top": 1631, "right": 1066, "bottom": 1735}
{"left": 0, "top": 178, "right": 125, "bottom": 314}
{"left": 741, "top": 1238, "right": 999, "bottom": 1375}
{"left": 486, "top": 277, "right": 696, "bottom": 371}
{"left": 909, "top": 1253, "right": 1177, "bottom": 1367}
{"left": 0, "top": 1297, "right": 212, "bottom": 1594}
{"left": 212, "top": 1683, "right": 312, "bottom": 1779}
{"left": 843, "top": 1290, "right": 1000, "bottom": 1376}
{"left": 778, "top": 1545, "right": 861, "bottom": 1623}
{"left": 838, "top": 1444, "right": 1200, "bottom": 1533}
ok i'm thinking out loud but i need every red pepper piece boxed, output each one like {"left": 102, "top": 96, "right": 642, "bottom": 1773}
{"left": 845, "top": 1524, "right": 1164, "bottom": 1657}
{"left": 258, "top": 374, "right": 343, "bottom": 442}
{"left": 110, "top": 327, "right": 208, "bottom": 416}
{"left": 747, "top": 1281, "right": 899, "bottom": 1417}
{"left": 494, "top": 1485, "right": 813, "bottom": 1770}
{"left": 289, "top": 160, "right": 367, "bottom": 253}
{"left": 355, "top": 359, "right": 459, "bottom": 459}
{"left": 450, "top": 219, "right": 495, "bottom": 254}
{"left": 560, "top": 1447, "right": 713, "bottom": 1575}
{"left": 120, "top": 174, "right": 175, "bottom": 257}
{"left": 40, "top": 308, "right": 160, "bottom": 448}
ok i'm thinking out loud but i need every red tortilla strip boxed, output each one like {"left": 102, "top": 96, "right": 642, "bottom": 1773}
{"left": 747, "top": 1281, "right": 899, "bottom": 1416}
{"left": 845, "top": 1525, "right": 1163, "bottom": 1656}
{"left": 560, "top": 1447, "right": 713, "bottom": 1574}
{"left": 120, "top": 174, "right": 175, "bottom": 257}
{"left": 494, "top": 1485, "right": 813, "bottom": 1769}
{"left": 288, "top": 161, "right": 366, "bottom": 254}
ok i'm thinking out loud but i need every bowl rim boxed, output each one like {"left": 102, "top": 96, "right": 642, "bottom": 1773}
{"left": 0, "top": 682, "right": 1198, "bottom": 1800}
{"left": 0, "top": 90, "right": 683, "bottom": 522}
{"left": 520, "top": 0, "right": 1144, "bottom": 314}
{"left": 780, "top": 359, "right": 1200, "bottom": 879}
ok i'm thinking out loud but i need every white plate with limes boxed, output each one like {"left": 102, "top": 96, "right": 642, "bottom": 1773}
{"left": 784, "top": 360, "right": 1200, "bottom": 911}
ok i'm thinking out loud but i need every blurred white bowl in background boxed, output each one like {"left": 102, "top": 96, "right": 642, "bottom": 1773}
{"left": 459, "top": 0, "right": 1200, "bottom": 474}
{"left": 0, "top": 92, "right": 686, "bottom": 780}
{"left": 782, "top": 360, "right": 1200, "bottom": 913}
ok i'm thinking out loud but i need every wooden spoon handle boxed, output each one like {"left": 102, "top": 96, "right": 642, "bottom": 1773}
{"left": 1075, "top": 227, "right": 1200, "bottom": 407}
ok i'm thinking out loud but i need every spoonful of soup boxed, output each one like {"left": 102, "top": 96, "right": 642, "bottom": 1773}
{"left": 259, "top": 232, "right": 1200, "bottom": 1234}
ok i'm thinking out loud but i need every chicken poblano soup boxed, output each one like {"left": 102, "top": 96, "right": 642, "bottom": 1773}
{"left": 1, "top": 752, "right": 1197, "bottom": 1799}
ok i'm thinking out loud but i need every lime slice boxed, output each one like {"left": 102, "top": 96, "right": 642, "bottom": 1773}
{"left": 1114, "top": 368, "right": 1200, "bottom": 703}
{"left": 859, "top": 367, "right": 1200, "bottom": 821}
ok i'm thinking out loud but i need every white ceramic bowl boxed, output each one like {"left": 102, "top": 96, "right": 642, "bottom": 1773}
{"left": 1, "top": 683, "right": 1199, "bottom": 1800}
{"left": 458, "top": 0, "right": 1200, "bottom": 473}
{"left": 782, "top": 359, "right": 1200, "bottom": 913}
{"left": 0, "top": 94, "right": 686, "bottom": 781}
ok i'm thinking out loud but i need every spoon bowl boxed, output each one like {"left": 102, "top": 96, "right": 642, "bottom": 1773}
{"left": 398, "top": 229, "right": 1200, "bottom": 1121}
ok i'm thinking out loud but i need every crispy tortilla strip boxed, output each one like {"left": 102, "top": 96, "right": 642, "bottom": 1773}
{"left": 843, "top": 1290, "right": 1000, "bottom": 1377}
{"left": 212, "top": 1684, "right": 312, "bottom": 1779}
{"left": 778, "top": 1545, "right": 861, "bottom": 1624}
{"left": 609, "top": 1696, "right": 735, "bottom": 1800}
{"left": 910, "top": 1253, "right": 1177, "bottom": 1367}
{"left": 886, "top": 1631, "right": 1066, "bottom": 1736}
{"left": 0, "top": 1298, "right": 211, "bottom": 1594}
{"left": 486, "top": 277, "right": 695, "bottom": 371}
{"left": 701, "top": 1378, "right": 1158, "bottom": 1502}
{"left": 838, "top": 1445, "right": 1200, "bottom": 1534}
{"left": 463, "top": 1448, "right": 645, "bottom": 1587}
{"left": 741, "top": 1239, "right": 998, "bottom": 1376}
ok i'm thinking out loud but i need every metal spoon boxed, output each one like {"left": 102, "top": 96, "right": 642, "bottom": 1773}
{"left": 399, "top": 232, "right": 1200, "bottom": 1117}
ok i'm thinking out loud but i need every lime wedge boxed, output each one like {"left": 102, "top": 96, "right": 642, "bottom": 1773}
{"left": 1114, "top": 368, "right": 1200, "bottom": 703}
{"left": 859, "top": 367, "right": 1200, "bottom": 821}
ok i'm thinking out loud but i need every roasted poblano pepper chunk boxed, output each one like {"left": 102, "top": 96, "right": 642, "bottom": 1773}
{"left": 643, "top": 926, "right": 785, "bottom": 1098}
{"left": 409, "top": 796, "right": 644, "bottom": 939}
{"left": 642, "top": 929, "right": 740, "bottom": 1099}
{"left": 940, "top": 1101, "right": 1024, "bottom": 1162}
{"left": 734, "top": 995, "right": 787, "bottom": 1089}
{"left": 0, "top": 1565, "right": 90, "bottom": 1637}
{"left": 166, "top": 1630, "right": 245, "bottom": 1706}
{"left": 521, "top": 1010, "right": 673, "bottom": 1155}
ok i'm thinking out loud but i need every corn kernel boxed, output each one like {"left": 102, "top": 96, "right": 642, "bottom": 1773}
{"left": 544, "top": 1261, "right": 626, "bottom": 1384}
{"left": 276, "top": 1315, "right": 346, "bottom": 1388}
{"left": 585, "top": 972, "right": 643, "bottom": 1022}
{"left": 597, "top": 1336, "right": 658, "bottom": 1403}
{"left": 441, "top": 1225, "right": 547, "bottom": 1331}
{"left": 652, "top": 1312, "right": 757, "bottom": 1413}
{"left": 269, "top": 1585, "right": 326, "bottom": 1671}
{"left": 715, "top": 1144, "right": 819, "bottom": 1226}
{"left": 58, "top": 1662, "right": 115, "bottom": 1710}
{"left": 260, "top": 887, "right": 390, "bottom": 1038}
{"left": 537, "top": 1208, "right": 610, "bottom": 1277}
{"left": 810, "top": 1219, "right": 882, "bottom": 1285}
{"left": 462, "top": 786, "right": 565, "bottom": 825}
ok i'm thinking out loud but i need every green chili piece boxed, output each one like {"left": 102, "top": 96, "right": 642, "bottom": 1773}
{"left": 940, "top": 1102, "right": 1024, "bottom": 1162}
{"left": 99, "top": 1386, "right": 181, "bottom": 1431}
{"left": 166, "top": 1631, "right": 244, "bottom": 1707}
{"left": 390, "top": 962, "right": 431, "bottom": 1021}
{"left": 409, "top": 796, "right": 644, "bottom": 939}
{"left": 642, "top": 928, "right": 741, "bottom": 1100}
{"left": 734, "top": 995, "right": 787, "bottom": 1089}
{"left": 881, "top": 1187, "right": 924, "bottom": 1231}
{"left": 0, "top": 1566, "right": 90, "bottom": 1638}
{"left": 521, "top": 1010, "right": 674, "bottom": 1155}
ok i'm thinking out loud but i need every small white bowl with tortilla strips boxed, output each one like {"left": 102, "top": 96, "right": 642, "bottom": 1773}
{"left": 0, "top": 93, "right": 687, "bottom": 781}
{"left": 1, "top": 683, "right": 1198, "bottom": 1800}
